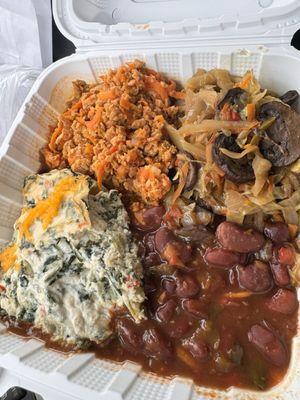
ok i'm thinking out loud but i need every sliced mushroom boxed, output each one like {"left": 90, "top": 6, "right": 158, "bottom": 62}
{"left": 176, "top": 151, "right": 199, "bottom": 192}
{"left": 212, "top": 134, "right": 255, "bottom": 183}
{"left": 258, "top": 101, "right": 300, "bottom": 167}
{"left": 184, "top": 152, "right": 199, "bottom": 191}
{"left": 279, "top": 90, "right": 299, "bottom": 108}
{"left": 218, "top": 88, "right": 249, "bottom": 111}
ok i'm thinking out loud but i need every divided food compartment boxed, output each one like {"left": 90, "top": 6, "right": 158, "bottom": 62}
{"left": 0, "top": 0, "right": 300, "bottom": 399}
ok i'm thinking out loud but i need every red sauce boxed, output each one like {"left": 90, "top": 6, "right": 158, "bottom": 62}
{"left": 4, "top": 210, "right": 299, "bottom": 391}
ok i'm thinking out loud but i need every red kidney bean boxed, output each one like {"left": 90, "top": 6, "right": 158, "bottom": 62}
{"left": 157, "top": 290, "right": 169, "bottom": 305}
{"left": 248, "top": 324, "right": 287, "bottom": 367}
{"left": 270, "top": 261, "right": 291, "bottom": 287}
{"left": 166, "top": 314, "right": 192, "bottom": 338}
{"left": 141, "top": 206, "right": 165, "bottom": 230}
{"left": 182, "top": 338, "right": 209, "bottom": 362}
{"left": 144, "top": 252, "right": 162, "bottom": 268}
{"left": 182, "top": 299, "right": 208, "bottom": 319}
{"left": 173, "top": 241, "right": 192, "bottom": 264}
{"left": 143, "top": 328, "right": 172, "bottom": 360}
{"left": 116, "top": 318, "right": 143, "bottom": 353}
{"left": 266, "top": 289, "right": 298, "bottom": 315}
{"left": 155, "top": 228, "right": 177, "bottom": 253}
{"left": 155, "top": 227, "right": 192, "bottom": 264}
{"left": 216, "top": 221, "right": 265, "bottom": 253}
{"left": 264, "top": 222, "right": 290, "bottom": 244}
{"left": 156, "top": 299, "right": 177, "bottom": 323}
{"left": 174, "top": 272, "right": 200, "bottom": 298}
{"left": 204, "top": 248, "right": 241, "bottom": 268}
{"left": 237, "top": 261, "right": 272, "bottom": 292}
{"left": 162, "top": 278, "right": 176, "bottom": 294}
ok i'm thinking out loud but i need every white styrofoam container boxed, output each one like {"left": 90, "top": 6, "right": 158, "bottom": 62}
{"left": 0, "top": 1, "right": 300, "bottom": 399}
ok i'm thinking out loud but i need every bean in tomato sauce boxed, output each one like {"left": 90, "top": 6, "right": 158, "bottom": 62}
{"left": 96, "top": 214, "right": 298, "bottom": 391}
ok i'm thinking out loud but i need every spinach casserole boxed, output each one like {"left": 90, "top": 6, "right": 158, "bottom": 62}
{"left": 0, "top": 169, "right": 145, "bottom": 346}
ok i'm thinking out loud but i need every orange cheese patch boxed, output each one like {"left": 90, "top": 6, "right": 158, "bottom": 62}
{"left": 0, "top": 244, "right": 18, "bottom": 272}
{"left": 18, "top": 175, "right": 86, "bottom": 241}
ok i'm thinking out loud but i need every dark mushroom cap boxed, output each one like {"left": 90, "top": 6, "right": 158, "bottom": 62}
{"left": 183, "top": 152, "right": 199, "bottom": 192}
{"left": 279, "top": 90, "right": 299, "bottom": 108}
{"left": 258, "top": 101, "right": 300, "bottom": 167}
{"left": 212, "top": 134, "right": 255, "bottom": 184}
{"left": 218, "top": 88, "right": 249, "bottom": 112}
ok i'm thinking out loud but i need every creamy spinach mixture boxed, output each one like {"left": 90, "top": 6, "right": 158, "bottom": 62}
{"left": 0, "top": 169, "right": 145, "bottom": 346}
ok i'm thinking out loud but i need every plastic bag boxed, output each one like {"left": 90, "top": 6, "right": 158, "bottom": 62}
{"left": 0, "top": 0, "right": 52, "bottom": 145}
{"left": 0, "top": 65, "right": 41, "bottom": 145}
{"left": 0, "top": 0, "right": 52, "bottom": 68}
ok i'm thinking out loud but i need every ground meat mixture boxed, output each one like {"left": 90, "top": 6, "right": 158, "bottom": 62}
{"left": 43, "top": 60, "right": 183, "bottom": 204}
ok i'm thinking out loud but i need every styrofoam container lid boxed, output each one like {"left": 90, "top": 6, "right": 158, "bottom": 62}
{"left": 53, "top": 0, "right": 300, "bottom": 50}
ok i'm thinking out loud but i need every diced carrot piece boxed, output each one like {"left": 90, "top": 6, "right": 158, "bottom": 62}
{"left": 85, "top": 108, "right": 102, "bottom": 130}
{"left": 84, "top": 143, "right": 94, "bottom": 156}
{"left": 97, "top": 90, "right": 117, "bottom": 101}
{"left": 235, "top": 71, "right": 252, "bottom": 89}
{"left": 63, "top": 101, "right": 82, "bottom": 115}
{"left": 94, "top": 160, "right": 108, "bottom": 189}
{"left": 145, "top": 76, "right": 169, "bottom": 101}
{"left": 246, "top": 103, "right": 256, "bottom": 121}
{"left": 70, "top": 101, "right": 82, "bottom": 111}
{"left": 223, "top": 291, "right": 252, "bottom": 299}
{"left": 120, "top": 96, "right": 132, "bottom": 110}
{"left": 108, "top": 144, "right": 121, "bottom": 155}
{"left": 49, "top": 121, "right": 63, "bottom": 151}
{"left": 108, "top": 140, "right": 125, "bottom": 155}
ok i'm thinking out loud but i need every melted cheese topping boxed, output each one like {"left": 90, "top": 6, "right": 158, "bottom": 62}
{"left": 18, "top": 175, "right": 86, "bottom": 241}
{"left": 0, "top": 244, "right": 17, "bottom": 272}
